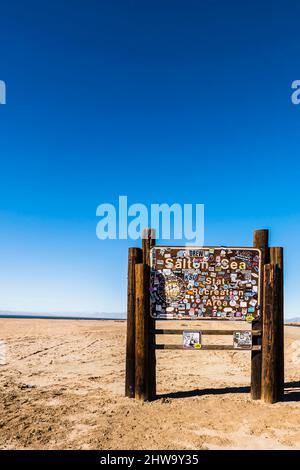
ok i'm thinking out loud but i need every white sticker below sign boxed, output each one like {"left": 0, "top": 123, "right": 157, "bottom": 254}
{"left": 183, "top": 331, "right": 202, "bottom": 350}
{"left": 233, "top": 331, "right": 252, "bottom": 350}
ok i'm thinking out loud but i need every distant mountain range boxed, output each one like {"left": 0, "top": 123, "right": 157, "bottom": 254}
{"left": 285, "top": 317, "right": 300, "bottom": 323}
{"left": 0, "top": 310, "right": 126, "bottom": 320}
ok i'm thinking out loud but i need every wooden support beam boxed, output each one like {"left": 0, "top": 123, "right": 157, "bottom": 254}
{"left": 155, "top": 329, "right": 261, "bottom": 336}
{"left": 142, "top": 228, "right": 156, "bottom": 401}
{"left": 270, "top": 247, "right": 284, "bottom": 398}
{"left": 155, "top": 344, "right": 261, "bottom": 351}
{"left": 251, "top": 229, "right": 270, "bottom": 400}
{"left": 125, "top": 247, "right": 142, "bottom": 398}
{"left": 135, "top": 263, "right": 148, "bottom": 401}
{"left": 262, "top": 263, "right": 283, "bottom": 403}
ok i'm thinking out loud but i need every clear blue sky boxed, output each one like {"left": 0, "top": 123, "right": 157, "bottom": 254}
{"left": 0, "top": 0, "right": 299, "bottom": 317}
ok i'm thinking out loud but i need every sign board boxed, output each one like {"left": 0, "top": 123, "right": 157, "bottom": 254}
{"left": 150, "top": 247, "right": 261, "bottom": 321}
{"left": 233, "top": 331, "right": 252, "bottom": 349}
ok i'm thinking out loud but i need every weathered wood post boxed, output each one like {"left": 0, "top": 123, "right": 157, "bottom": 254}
{"left": 268, "top": 246, "right": 284, "bottom": 401}
{"left": 251, "top": 229, "right": 270, "bottom": 399}
{"left": 135, "top": 263, "right": 149, "bottom": 400}
{"left": 262, "top": 263, "right": 283, "bottom": 403}
{"left": 125, "top": 247, "right": 142, "bottom": 398}
{"left": 142, "top": 228, "right": 156, "bottom": 401}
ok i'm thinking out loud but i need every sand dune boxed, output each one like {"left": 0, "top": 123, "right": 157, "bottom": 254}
{"left": 1, "top": 319, "right": 300, "bottom": 450}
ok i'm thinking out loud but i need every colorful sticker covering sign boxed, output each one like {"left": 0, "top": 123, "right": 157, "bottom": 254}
{"left": 233, "top": 331, "right": 252, "bottom": 349}
{"left": 150, "top": 247, "right": 261, "bottom": 321}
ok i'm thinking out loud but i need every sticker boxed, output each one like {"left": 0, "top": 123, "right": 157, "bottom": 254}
{"left": 246, "top": 314, "right": 254, "bottom": 322}
{"left": 233, "top": 331, "right": 252, "bottom": 349}
{"left": 166, "top": 307, "right": 174, "bottom": 312}
{"left": 183, "top": 331, "right": 201, "bottom": 349}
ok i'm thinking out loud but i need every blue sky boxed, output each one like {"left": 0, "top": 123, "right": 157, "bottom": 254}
{"left": 0, "top": 0, "right": 300, "bottom": 317}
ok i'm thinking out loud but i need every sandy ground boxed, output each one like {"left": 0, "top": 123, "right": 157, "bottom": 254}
{"left": 1, "top": 319, "right": 300, "bottom": 450}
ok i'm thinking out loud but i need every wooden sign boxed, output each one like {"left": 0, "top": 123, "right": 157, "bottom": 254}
{"left": 150, "top": 247, "right": 261, "bottom": 321}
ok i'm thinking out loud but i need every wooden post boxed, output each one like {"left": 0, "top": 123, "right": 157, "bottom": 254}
{"left": 125, "top": 247, "right": 142, "bottom": 398}
{"left": 142, "top": 228, "right": 156, "bottom": 401}
{"left": 262, "top": 263, "right": 282, "bottom": 403}
{"left": 251, "top": 229, "right": 270, "bottom": 400}
{"left": 270, "top": 247, "right": 284, "bottom": 400}
{"left": 135, "top": 263, "right": 149, "bottom": 401}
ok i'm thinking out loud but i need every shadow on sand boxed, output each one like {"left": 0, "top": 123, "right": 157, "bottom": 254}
{"left": 283, "top": 380, "right": 300, "bottom": 402}
{"left": 157, "top": 381, "right": 300, "bottom": 402}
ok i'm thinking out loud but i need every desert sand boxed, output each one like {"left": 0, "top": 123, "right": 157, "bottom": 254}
{"left": 1, "top": 318, "right": 300, "bottom": 450}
